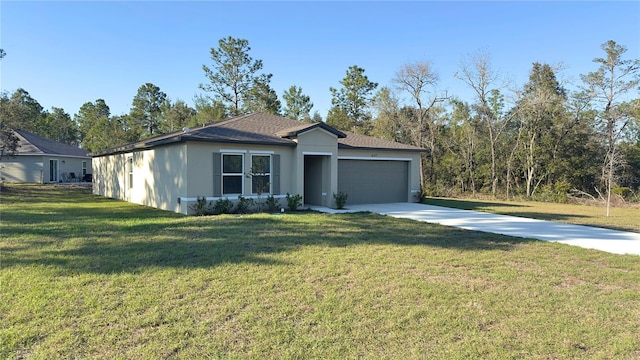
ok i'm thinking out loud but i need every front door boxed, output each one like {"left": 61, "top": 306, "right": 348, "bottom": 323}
{"left": 303, "top": 155, "right": 326, "bottom": 206}
{"left": 49, "top": 159, "right": 58, "bottom": 182}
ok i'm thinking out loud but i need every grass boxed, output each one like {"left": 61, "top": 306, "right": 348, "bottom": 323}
{"left": 423, "top": 197, "right": 640, "bottom": 233}
{"left": 1, "top": 184, "right": 640, "bottom": 359}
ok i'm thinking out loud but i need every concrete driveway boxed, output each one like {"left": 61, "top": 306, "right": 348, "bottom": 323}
{"left": 310, "top": 202, "right": 640, "bottom": 256}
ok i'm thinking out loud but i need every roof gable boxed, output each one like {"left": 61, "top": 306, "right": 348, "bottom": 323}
{"left": 276, "top": 122, "right": 346, "bottom": 139}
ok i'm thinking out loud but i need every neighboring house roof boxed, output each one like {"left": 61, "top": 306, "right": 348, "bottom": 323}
{"left": 6, "top": 129, "right": 89, "bottom": 158}
{"left": 91, "top": 113, "right": 425, "bottom": 156}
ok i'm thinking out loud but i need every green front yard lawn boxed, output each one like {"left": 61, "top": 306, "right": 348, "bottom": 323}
{"left": 2, "top": 185, "right": 639, "bottom": 359}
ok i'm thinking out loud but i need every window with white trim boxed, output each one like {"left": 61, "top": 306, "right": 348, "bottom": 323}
{"left": 251, "top": 154, "right": 271, "bottom": 194}
{"left": 222, "top": 154, "right": 243, "bottom": 194}
{"left": 82, "top": 161, "right": 87, "bottom": 177}
{"left": 127, "top": 157, "right": 133, "bottom": 189}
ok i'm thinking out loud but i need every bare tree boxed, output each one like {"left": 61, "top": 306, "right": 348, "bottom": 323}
{"left": 393, "top": 61, "right": 446, "bottom": 191}
{"left": 581, "top": 40, "right": 640, "bottom": 216}
{"left": 455, "top": 50, "right": 510, "bottom": 197}
{"left": 449, "top": 99, "right": 480, "bottom": 195}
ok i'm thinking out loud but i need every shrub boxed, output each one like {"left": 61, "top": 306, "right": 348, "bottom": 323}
{"left": 189, "top": 196, "right": 210, "bottom": 216}
{"left": 613, "top": 186, "right": 633, "bottom": 200}
{"left": 285, "top": 193, "right": 302, "bottom": 211}
{"left": 533, "top": 180, "right": 571, "bottom": 203}
{"left": 236, "top": 195, "right": 255, "bottom": 214}
{"left": 333, "top": 192, "right": 348, "bottom": 209}
{"left": 213, "top": 198, "right": 234, "bottom": 215}
{"left": 265, "top": 195, "right": 280, "bottom": 213}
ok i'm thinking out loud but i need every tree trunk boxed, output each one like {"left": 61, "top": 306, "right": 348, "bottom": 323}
{"left": 487, "top": 124, "right": 497, "bottom": 197}
{"left": 419, "top": 153, "right": 426, "bottom": 197}
{"left": 606, "top": 147, "right": 614, "bottom": 217}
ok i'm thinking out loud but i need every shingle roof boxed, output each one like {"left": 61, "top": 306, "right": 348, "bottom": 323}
{"left": 214, "top": 113, "right": 345, "bottom": 139}
{"left": 339, "top": 131, "right": 424, "bottom": 151}
{"left": 9, "top": 129, "right": 89, "bottom": 157}
{"left": 91, "top": 113, "right": 425, "bottom": 156}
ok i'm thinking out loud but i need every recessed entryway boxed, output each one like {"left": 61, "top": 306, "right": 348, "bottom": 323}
{"left": 304, "top": 155, "right": 328, "bottom": 206}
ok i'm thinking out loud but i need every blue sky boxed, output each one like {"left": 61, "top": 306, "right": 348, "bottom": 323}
{"left": 1, "top": 1, "right": 639, "bottom": 119}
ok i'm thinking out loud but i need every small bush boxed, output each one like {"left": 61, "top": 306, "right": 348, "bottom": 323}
{"left": 236, "top": 195, "right": 255, "bottom": 214}
{"left": 333, "top": 192, "right": 348, "bottom": 209}
{"left": 613, "top": 186, "right": 633, "bottom": 201}
{"left": 189, "top": 196, "right": 210, "bottom": 216}
{"left": 265, "top": 195, "right": 280, "bottom": 213}
{"left": 213, "top": 198, "right": 234, "bottom": 215}
{"left": 286, "top": 193, "right": 302, "bottom": 211}
{"left": 533, "top": 180, "right": 571, "bottom": 203}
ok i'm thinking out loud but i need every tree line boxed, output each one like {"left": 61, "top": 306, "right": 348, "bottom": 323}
{"left": 0, "top": 37, "right": 317, "bottom": 156}
{"left": 1, "top": 38, "right": 638, "bottom": 206}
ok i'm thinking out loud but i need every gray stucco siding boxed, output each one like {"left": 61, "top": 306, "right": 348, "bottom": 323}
{"left": 0, "top": 156, "right": 43, "bottom": 183}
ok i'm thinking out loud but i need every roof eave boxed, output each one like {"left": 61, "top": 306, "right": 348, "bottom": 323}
{"left": 89, "top": 136, "right": 297, "bottom": 157}
{"left": 2, "top": 153, "right": 91, "bottom": 159}
{"left": 89, "top": 142, "right": 156, "bottom": 157}
{"left": 338, "top": 144, "right": 427, "bottom": 152}
{"left": 184, "top": 138, "right": 297, "bottom": 148}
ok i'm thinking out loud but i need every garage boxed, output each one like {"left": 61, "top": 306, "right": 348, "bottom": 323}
{"left": 338, "top": 159, "right": 409, "bottom": 204}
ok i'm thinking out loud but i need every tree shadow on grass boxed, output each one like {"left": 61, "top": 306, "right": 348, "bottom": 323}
{"left": 423, "top": 197, "right": 526, "bottom": 210}
{"left": 2, "top": 213, "right": 535, "bottom": 275}
{"left": 497, "top": 211, "right": 589, "bottom": 222}
{"left": 1, "top": 187, "right": 538, "bottom": 275}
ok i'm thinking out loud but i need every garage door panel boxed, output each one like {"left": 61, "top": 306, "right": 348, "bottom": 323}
{"left": 338, "top": 160, "right": 408, "bottom": 204}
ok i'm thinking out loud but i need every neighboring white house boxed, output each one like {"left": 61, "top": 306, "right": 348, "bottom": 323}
{"left": 91, "top": 113, "right": 425, "bottom": 214}
{"left": 0, "top": 129, "right": 92, "bottom": 183}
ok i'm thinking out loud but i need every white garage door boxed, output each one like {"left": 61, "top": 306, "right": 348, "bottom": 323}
{"left": 338, "top": 159, "right": 409, "bottom": 204}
